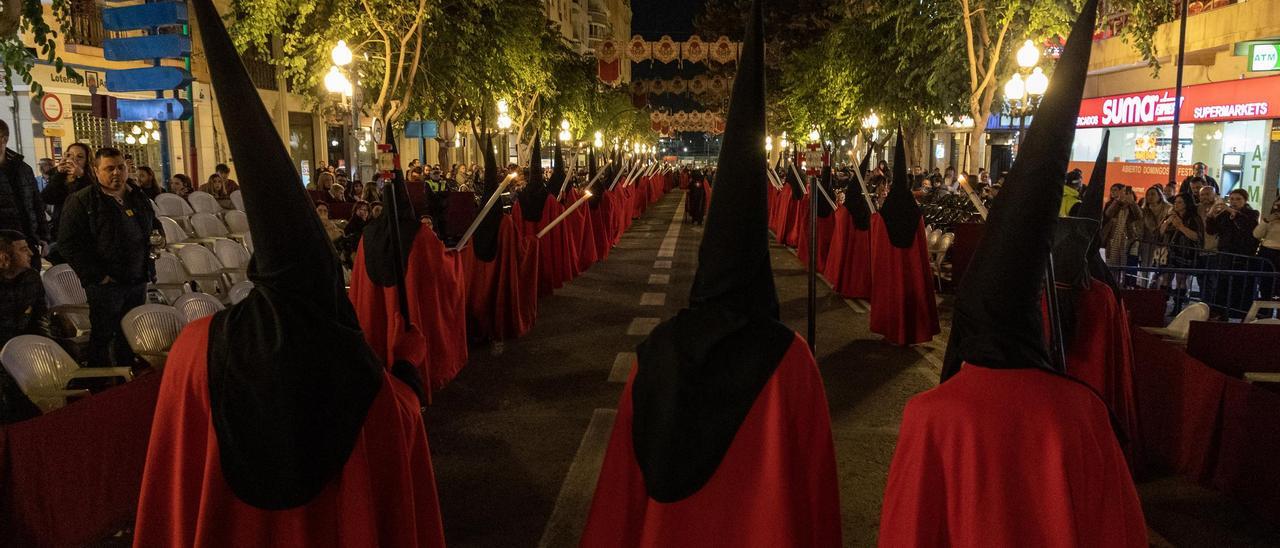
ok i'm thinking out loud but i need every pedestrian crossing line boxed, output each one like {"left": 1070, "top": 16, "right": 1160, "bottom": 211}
{"left": 608, "top": 352, "right": 636, "bottom": 383}
{"left": 653, "top": 260, "right": 672, "bottom": 269}
{"left": 537, "top": 408, "right": 617, "bottom": 548}
{"left": 626, "top": 317, "right": 662, "bottom": 336}
{"left": 639, "top": 292, "right": 666, "bottom": 306}
{"left": 648, "top": 274, "right": 670, "bottom": 285}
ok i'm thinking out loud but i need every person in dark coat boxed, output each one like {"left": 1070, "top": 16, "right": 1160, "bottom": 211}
{"left": 686, "top": 169, "right": 707, "bottom": 225}
{"left": 57, "top": 147, "right": 156, "bottom": 367}
{"left": 1207, "top": 188, "right": 1262, "bottom": 317}
{"left": 40, "top": 142, "right": 96, "bottom": 242}
{"left": 0, "top": 120, "right": 51, "bottom": 253}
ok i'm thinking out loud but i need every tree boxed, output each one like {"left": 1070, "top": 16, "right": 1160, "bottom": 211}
{"left": 1, "top": 0, "right": 81, "bottom": 95}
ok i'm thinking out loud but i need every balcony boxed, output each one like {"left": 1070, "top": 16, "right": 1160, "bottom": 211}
{"left": 65, "top": 0, "right": 106, "bottom": 48}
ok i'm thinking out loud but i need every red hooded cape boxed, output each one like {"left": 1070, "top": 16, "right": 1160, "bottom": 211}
{"left": 349, "top": 227, "right": 469, "bottom": 392}
{"left": 794, "top": 203, "right": 834, "bottom": 272}
{"left": 878, "top": 364, "right": 1146, "bottom": 547}
{"left": 780, "top": 195, "right": 805, "bottom": 248}
{"left": 519, "top": 196, "right": 579, "bottom": 296}
{"left": 822, "top": 207, "right": 873, "bottom": 298}
{"left": 462, "top": 214, "right": 540, "bottom": 341}
{"left": 580, "top": 335, "right": 842, "bottom": 547}
{"left": 133, "top": 318, "right": 445, "bottom": 547}
{"left": 566, "top": 189, "right": 601, "bottom": 273}
{"left": 869, "top": 214, "right": 940, "bottom": 345}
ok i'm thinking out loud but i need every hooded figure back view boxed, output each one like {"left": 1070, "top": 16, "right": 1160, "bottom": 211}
{"left": 869, "top": 132, "right": 939, "bottom": 345}
{"left": 133, "top": 1, "right": 445, "bottom": 546}
{"left": 878, "top": 1, "right": 1147, "bottom": 545}
{"left": 823, "top": 148, "right": 874, "bottom": 298}
{"left": 580, "top": 2, "right": 841, "bottom": 546}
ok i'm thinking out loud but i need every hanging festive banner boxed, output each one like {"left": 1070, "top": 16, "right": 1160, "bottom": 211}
{"left": 649, "top": 79, "right": 667, "bottom": 94}
{"left": 628, "top": 35, "right": 650, "bottom": 62}
{"left": 669, "top": 77, "right": 687, "bottom": 93}
{"left": 598, "top": 59, "right": 621, "bottom": 85}
{"left": 710, "top": 36, "right": 737, "bottom": 64}
{"left": 689, "top": 74, "right": 709, "bottom": 94}
{"left": 683, "top": 36, "right": 708, "bottom": 64}
{"left": 709, "top": 75, "right": 729, "bottom": 94}
{"left": 653, "top": 35, "right": 679, "bottom": 64}
{"left": 598, "top": 39, "right": 620, "bottom": 63}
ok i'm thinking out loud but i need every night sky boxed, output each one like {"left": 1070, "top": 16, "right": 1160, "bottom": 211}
{"left": 630, "top": 0, "right": 706, "bottom": 39}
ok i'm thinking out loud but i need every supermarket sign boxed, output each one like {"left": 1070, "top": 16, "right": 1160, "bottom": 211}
{"left": 1075, "top": 74, "right": 1280, "bottom": 128}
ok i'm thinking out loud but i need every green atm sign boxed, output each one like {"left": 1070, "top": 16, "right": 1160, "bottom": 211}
{"left": 1250, "top": 43, "right": 1280, "bottom": 72}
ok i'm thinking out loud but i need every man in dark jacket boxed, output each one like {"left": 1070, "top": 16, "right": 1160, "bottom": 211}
{"left": 1207, "top": 188, "right": 1262, "bottom": 317}
{"left": 0, "top": 120, "right": 51, "bottom": 254}
{"left": 57, "top": 147, "right": 155, "bottom": 367}
{"left": 0, "top": 229, "right": 50, "bottom": 345}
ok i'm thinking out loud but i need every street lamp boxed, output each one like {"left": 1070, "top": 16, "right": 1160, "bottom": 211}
{"left": 327, "top": 40, "right": 360, "bottom": 180}
{"left": 1004, "top": 40, "right": 1047, "bottom": 149}
{"left": 1025, "top": 67, "right": 1049, "bottom": 96}
{"left": 780, "top": 131, "right": 789, "bottom": 150}
{"left": 808, "top": 128, "right": 820, "bottom": 143}
{"left": 593, "top": 131, "right": 604, "bottom": 148}
{"left": 559, "top": 119, "right": 572, "bottom": 142}
{"left": 1016, "top": 39, "right": 1040, "bottom": 70}
{"left": 332, "top": 40, "right": 353, "bottom": 67}
{"left": 765, "top": 135, "right": 773, "bottom": 153}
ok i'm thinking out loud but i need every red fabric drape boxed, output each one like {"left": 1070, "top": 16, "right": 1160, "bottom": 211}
{"left": 869, "top": 215, "right": 940, "bottom": 345}
{"left": 0, "top": 374, "right": 161, "bottom": 548}
{"left": 349, "top": 228, "right": 470, "bottom": 392}
{"left": 794, "top": 212, "right": 835, "bottom": 273}
{"left": 133, "top": 319, "right": 446, "bottom": 548}
{"left": 879, "top": 365, "right": 1147, "bottom": 547}
{"left": 821, "top": 208, "right": 873, "bottom": 299}
{"left": 580, "top": 335, "right": 842, "bottom": 547}
{"left": 1062, "top": 280, "right": 1142, "bottom": 468}
{"left": 461, "top": 215, "right": 539, "bottom": 341}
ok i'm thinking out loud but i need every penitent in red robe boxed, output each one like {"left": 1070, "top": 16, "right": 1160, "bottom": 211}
{"left": 794, "top": 210, "right": 834, "bottom": 273}
{"left": 132, "top": 318, "right": 446, "bottom": 548}
{"left": 349, "top": 228, "right": 469, "bottom": 393}
{"left": 462, "top": 214, "right": 540, "bottom": 341}
{"left": 1065, "top": 279, "right": 1142, "bottom": 466}
{"left": 822, "top": 208, "right": 873, "bottom": 299}
{"left": 878, "top": 364, "right": 1147, "bottom": 548}
{"left": 870, "top": 215, "right": 939, "bottom": 345}
{"left": 580, "top": 335, "right": 842, "bottom": 548}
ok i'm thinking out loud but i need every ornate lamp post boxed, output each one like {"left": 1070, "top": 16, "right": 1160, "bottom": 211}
{"left": 1004, "top": 40, "right": 1048, "bottom": 152}
{"left": 324, "top": 40, "right": 360, "bottom": 180}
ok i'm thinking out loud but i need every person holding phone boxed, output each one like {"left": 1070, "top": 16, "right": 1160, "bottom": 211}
{"left": 1255, "top": 200, "right": 1280, "bottom": 299}
{"left": 1207, "top": 188, "right": 1260, "bottom": 317}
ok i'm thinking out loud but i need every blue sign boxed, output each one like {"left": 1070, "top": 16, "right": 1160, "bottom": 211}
{"left": 102, "top": 2, "right": 188, "bottom": 31}
{"left": 116, "top": 98, "right": 192, "bottom": 122}
{"left": 104, "top": 35, "right": 191, "bottom": 62}
{"left": 106, "top": 67, "right": 193, "bottom": 92}
{"left": 405, "top": 120, "right": 439, "bottom": 139}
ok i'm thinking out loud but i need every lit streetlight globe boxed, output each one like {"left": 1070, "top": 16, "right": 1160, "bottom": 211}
{"left": 324, "top": 66, "right": 350, "bottom": 94}
{"left": 1005, "top": 73, "right": 1026, "bottom": 101}
{"left": 1025, "top": 67, "right": 1049, "bottom": 97}
{"left": 331, "top": 40, "right": 353, "bottom": 67}
{"left": 808, "top": 128, "right": 820, "bottom": 142}
{"left": 1016, "top": 39, "right": 1040, "bottom": 69}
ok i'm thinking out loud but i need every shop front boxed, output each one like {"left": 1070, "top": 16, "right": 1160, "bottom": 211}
{"left": 1070, "top": 74, "right": 1280, "bottom": 209}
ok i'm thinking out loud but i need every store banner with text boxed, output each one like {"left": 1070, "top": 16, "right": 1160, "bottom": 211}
{"left": 1076, "top": 75, "right": 1280, "bottom": 128}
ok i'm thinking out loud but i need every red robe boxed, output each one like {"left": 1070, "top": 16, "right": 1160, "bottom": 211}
{"left": 822, "top": 208, "right": 873, "bottom": 299}
{"left": 518, "top": 196, "right": 578, "bottom": 296}
{"left": 349, "top": 228, "right": 469, "bottom": 392}
{"left": 568, "top": 190, "right": 601, "bottom": 273}
{"left": 1064, "top": 280, "right": 1142, "bottom": 467}
{"left": 878, "top": 364, "right": 1147, "bottom": 547}
{"left": 781, "top": 196, "right": 806, "bottom": 248}
{"left": 870, "top": 215, "right": 939, "bottom": 345}
{"left": 133, "top": 318, "right": 446, "bottom": 548}
{"left": 462, "top": 214, "right": 539, "bottom": 341}
{"left": 794, "top": 211, "right": 835, "bottom": 273}
{"left": 580, "top": 335, "right": 842, "bottom": 547}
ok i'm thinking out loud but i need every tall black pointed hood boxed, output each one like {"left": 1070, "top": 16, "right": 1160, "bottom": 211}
{"left": 879, "top": 131, "right": 921, "bottom": 248}
{"left": 519, "top": 131, "right": 548, "bottom": 221}
{"left": 844, "top": 146, "right": 873, "bottom": 230}
{"left": 362, "top": 126, "right": 421, "bottom": 286}
{"left": 784, "top": 151, "right": 805, "bottom": 200}
{"left": 1077, "top": 131, "right": 1117, "bottom": 288}
{"left": 474, "top": 131, "right": 503, "bottom": 262}
{"left": 550, "top": 136, "right": 569, "bottom": 198}
{"left": 631, "top": 0, "right": 794, "bottom": 504}
{"left": 193, "top": 0, "right": 384, "bottom": 510}
{"left": 816, "top": 148, "right": 834, "bottom": 218}
{"left": 941, "top": 0, "right": 1098, "bottom": 381}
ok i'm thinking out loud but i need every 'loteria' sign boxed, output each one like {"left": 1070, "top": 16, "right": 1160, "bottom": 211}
{"left": 1076, "top": 74, "right": 1280, "bottom": 128}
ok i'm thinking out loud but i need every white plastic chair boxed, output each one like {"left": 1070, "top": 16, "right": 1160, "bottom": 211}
{"left": 190, "top": 212, "right": 231, "bottom": 240}
{"left": 224, "top": 209, "right": 250, "bottom": 240}
{"left": 158, "top": 216, "right": 197, "bottom": 250}
{"left": 149, "top": 251, "right": 192, "bottom": 304}
{"left": 1252, "top": 318, "right": 1280, "bottom": 325}
{"left": 230, "top": 189, "right": 245, "bottom": 211}
{"left": 229, "top": 280, "right": 255, "bottom": 305}
{"left": 1244, "top": 300, "right": 1280, "bottom": 323}
{"left": 177, "top": 245, "right": 230, "bottom": 300}
{"left": 187, "top": 191, "right": 223, "bottom": 215}
{"left": 41, "top": 264, "right": 89, "bottom": 312}
{"left": 121, "top": 304, "right": 186, "bottom": 369}
{"left": 172, "top": 292, "right": 225, "bottom": 323}
{"left": 0, "top": 335, "right": 133, "bottom": 412}
{"left": 155, "top": 193, "right": 194, "bottom": 217}
{"left": 1141, "top": 302, "right": 1210, "bottom": 340}
{"left": 213, "top": 239, "right": 251, "bottom": 284}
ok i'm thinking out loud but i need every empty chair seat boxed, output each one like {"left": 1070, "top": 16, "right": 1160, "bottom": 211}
{"left": 158, "top": 216, "right": 197, "bottom": 250}
{"left": 177, "top": 245, "right": 230, "bottom": 300}
{"left": 172, "top": 292, "right": 224, "bottom": 323}
{"left": 190, "top": 212, "right": 231, "bottom": 240}
{"left": 187, "top": 191, "right": 223, "bottom": 215}
{"left": 41, "top": 264, "right": 89, "bottom": 313}
{"left": 1141, "top": 301, "right": 1210, "bottom": 341}
{"left": 149, "top": 251, "right": 191, "bottom": 304}
{"left": 230, "top": 189, "right": 245, "bottom": 211}
{"left": 121, "top": 304, "right": 186, "bottom": 369}
{"left": 155, "top": 193, "right": 195, "bottom": 221}
{"left": 229, "top": 280, "right": 255, "bottom": 305}
{"left": 0, "top": 335, "right": 133, "bottom": 411}
{"left": 223, "top": 209, "right": 250, "bottom": 240}
{"left": 212, "top": 239, "right": 251, "bottom": 284}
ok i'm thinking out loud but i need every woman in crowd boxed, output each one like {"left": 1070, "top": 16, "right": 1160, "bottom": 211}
{"left": 1161, "top": 191, "right": 1205, "bottom": 295}
{"left": 309, "top": 171, "right": 336, "bottom": 204}
{"left": 135, "top": 166, "right": 163, "bottom": 199}
{"left": 339, "top": 200, "right": 371, "bottom": 267}
{"left": 347, "top": 181, "right": 364, "bottom": 202}
{"left": 1255, "top": 200, "right": 1280, "bottom": 300}
{"left": 1207, "top": 188, "right": 1261, "bottom": 317}
{"left": 361, "top": 178, "right": 381, "bottom": 204}
{"left": 40, "top": 142, "right": 95, "bottom": 236}
{"left": 316, "top": 202, "right": 344, "bottom": 244}
{"left": 329, "top": 183, "right": 347, "bottom": 203}
{"left": 1102, "top": 183, "right": 1141, "bottom": 266}
{"left": 201, "top": 173, "right": 231, "bottom": 200}
{"left": 170, "top": 173, "right": 195, "bottom": 198}
{"left": 1138, "top": 186, "right": 1171, "bottom": 281}
{"left": 370, "top": 201, "right": 384, "bottom": 219}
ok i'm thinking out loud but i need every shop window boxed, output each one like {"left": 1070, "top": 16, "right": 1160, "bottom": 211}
{"left": 70, "top": 109, "right": 160, "bottom": 169}
{"left": 288, "top": 112, "right": 315, "bottom": 187}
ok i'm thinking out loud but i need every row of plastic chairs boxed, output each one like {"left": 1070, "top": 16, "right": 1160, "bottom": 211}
{"left": 926, "top": 226, "right": 956, "bottom": 290}
{"left": 158, "top": 211, "right": 251, "bottom": 250}
{"left": 0, "top": 293, "right": 230, "bottom": 412}
{"left": 153, "top": 190, "right": 243, "bottom": 220}
{"left": 154, "top": 244, "right": 250, "bottom": 303}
